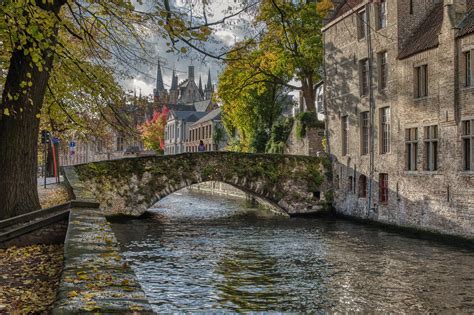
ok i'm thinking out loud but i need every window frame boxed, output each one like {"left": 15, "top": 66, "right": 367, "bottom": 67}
{"left": 358, "top": 175, "right": 368, "bottom": 198}
{"left": 462, "top": 120, "right": 473, "bottom": 171}
{"left": 415, "top": 64, "right": 428, "bottom": 98}
{"left": 357, "top": 9, "right": 367, "bottom": 40}
{"left": 359, "top": 58, "right": 369, "bottom": 96}
{"left": 380, "top": 107, "right": 391, "bottom": 154}
{"left": 341, "top": 115, "right": 349, "bottom": 156}
{"left": 378, "top": 51, "right": 388, "bottom": 91}
{"left": 379, "top": 173, "right": 389, "bottom": 204}
{"left": 424, "top": 125, "right": 438, "bottom": 171}
{"left": 405, "top": 127, "right": 418, "bottom": 171}
{"left": 465, "top": 50, "right": 472, "bottom": 87}
{"left": 360, "top": 111, "right": 370, "bottom": 155}
{"left": 377, "top": 0, "right": 387, "bottom": 30}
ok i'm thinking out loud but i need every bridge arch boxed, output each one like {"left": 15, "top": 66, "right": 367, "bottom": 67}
{"left": 66, "top": 152, "right": 332, "bottom": 217}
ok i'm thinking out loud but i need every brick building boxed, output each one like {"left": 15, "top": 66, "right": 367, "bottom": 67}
{"left": 323, "top": 0, "right": 474, "bottom": 238}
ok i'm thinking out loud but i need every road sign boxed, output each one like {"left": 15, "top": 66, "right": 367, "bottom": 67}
{"left": 52, "top": 137, "right": 60, "bottom": 144}
{"left": 69, "top": 141, "right": 76, "bottom": 148}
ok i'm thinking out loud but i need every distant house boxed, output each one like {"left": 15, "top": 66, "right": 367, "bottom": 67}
{"left": 292, "top": 81, "right": 324, "bottom": 121}
{"left": 186, "top": 108, "right": 226, "bottom": 152}
{"left": 164, "top": 110, "right": 207, "bottom": 155}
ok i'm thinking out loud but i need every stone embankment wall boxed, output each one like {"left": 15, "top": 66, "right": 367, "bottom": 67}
{"left": 285, "top": 125, "right": 325, "bottom": 156}
{"left": 53, "top": 206, "right": 153, "bottom": 314}
{"left": 188, "top": 181, "right": 247, "bottom": 199}
{"left": 188, "top": 181, "right": 289, "bottom": 216}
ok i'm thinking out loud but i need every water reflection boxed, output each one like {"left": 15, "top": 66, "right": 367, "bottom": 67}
{"left": 215, "top": 247, "right": 281, "bottom": 311}
{"left": 110, "top": 189, "right": 474, "bottom": 313}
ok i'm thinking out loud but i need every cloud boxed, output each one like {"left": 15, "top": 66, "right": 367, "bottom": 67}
{"left": 121, "top": 0, "right": 256, "bottom": 96}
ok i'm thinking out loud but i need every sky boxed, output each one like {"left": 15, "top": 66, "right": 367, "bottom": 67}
{"left": 121, "top": 0, "right": 257, "bottom": 97}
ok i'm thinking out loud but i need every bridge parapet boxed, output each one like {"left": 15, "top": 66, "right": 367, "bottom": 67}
{"left": 65, "top": 152, "right": 333, "bottom": 217}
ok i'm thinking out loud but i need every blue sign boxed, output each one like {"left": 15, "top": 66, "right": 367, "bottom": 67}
{"left": 52, "top": 137, "right": 60, "bottom": 144}
{"left": 69, "top": 141, "right": 76, "bottom": 148}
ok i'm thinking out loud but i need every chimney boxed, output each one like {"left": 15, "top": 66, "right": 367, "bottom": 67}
{"left": 188, "top": 66, "right": 195, "bottom": 82}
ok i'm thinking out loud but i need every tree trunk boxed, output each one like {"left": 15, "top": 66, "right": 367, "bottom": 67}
{"left": 0, "top": 1, "right": 66, "bottom": 219}
{"left": 301, "top": 74, "right": 317, "bottom": 116}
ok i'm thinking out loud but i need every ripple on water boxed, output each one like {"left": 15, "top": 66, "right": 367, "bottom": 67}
{"left": 110, "top": 189, "right": 474, "bottom": 313}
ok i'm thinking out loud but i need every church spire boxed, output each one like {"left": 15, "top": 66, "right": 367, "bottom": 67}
{"left": 198, "top": 75, "right": 204, "bottom": 96}
{"left": 170, "top": 68, "right": 178, "bottom": 90}
{"left": 205, "top": 68, "right": 212, "bottom": 91}
{"left": 155, "top": 60, "right": 165, "bottom": 96}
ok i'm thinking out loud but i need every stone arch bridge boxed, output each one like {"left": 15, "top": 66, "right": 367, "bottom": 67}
{"left": 63, "top": 152, "right": 333, "bottom": 216}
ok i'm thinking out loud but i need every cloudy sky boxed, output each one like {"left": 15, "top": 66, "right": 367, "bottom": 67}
{"left": 122, "top": 0, "right": 257, "bottom": 96}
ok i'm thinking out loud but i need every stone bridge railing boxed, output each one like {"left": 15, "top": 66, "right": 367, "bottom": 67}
{"left": 64, "top": 152, "right": 333, "bottom": 217}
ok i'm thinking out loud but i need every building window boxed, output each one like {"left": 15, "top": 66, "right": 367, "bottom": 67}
{"left": 465, "top": 51, "right": 472, "bottom": 87}
{"left": 348, "top": 176, "right": 353, "bottom": 192}
{"left": 116, "top": 136, "right": 124, "bottom": 151}
{"left": 380, "top": 107, "right": 390, "bottom": 154}
{"left": 405, "top": 127, "right": 418, "bottom": 171}
{"left": 359, "top": 59, "right": 369, "bottom": 96}
{"left": 409, "top": 0, "right": 413, "bottom": 14}
{"left": 358, "top": 175, "right": 367, "bottom": 198}
{"left": 378, "top": 51, "right": 388, "bottom": 91}
{"left": 357, "top": 10, "right": 367, "bottom": 39}
{"left": 424, "top": 125, "right": 438, "bottom": 171}
{"left": 415, "top": 64, "right": 428, "bottom": 98}
{"left": 377, "top": 0, "right": 387, "bottom": 29}
{"left": 342, "top": 116, "right": 349, "bottom": 156}
{"left": 379, "top": 173, "right": 388, "bottom": 204}
{"left": 462, "top": 120, "right": 473, "bottom": 171}
{"left": 361, "top": 111, "right": 369, "bottom": 155}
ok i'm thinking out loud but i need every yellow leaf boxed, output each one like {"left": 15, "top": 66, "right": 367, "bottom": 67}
{"left": 3, "top": 108, "right": 10, "bottom": 116}
{"left": 68, "top": 291, "right": 78, "bottom": 298}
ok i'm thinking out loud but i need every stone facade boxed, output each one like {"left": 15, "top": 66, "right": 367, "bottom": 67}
{"left": 324, "top": 0, "right": 474, "bottom": 238}
{"left": 164, "top": 111, "right": 207, "bottom": 155}
{"left": 66, "top": 152, "right": 332, "bottom": 217}
{"left": 186, "top": 108, "right": 227, "bottom": 152}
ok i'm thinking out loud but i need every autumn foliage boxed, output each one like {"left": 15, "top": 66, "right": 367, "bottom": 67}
{"left": 138, "top": 107, "right": 169, "bottom": 153}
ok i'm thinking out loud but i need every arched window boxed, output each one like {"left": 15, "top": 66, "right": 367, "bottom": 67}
{"left": 358, "top": 175, "right": 367, "bottom": 198}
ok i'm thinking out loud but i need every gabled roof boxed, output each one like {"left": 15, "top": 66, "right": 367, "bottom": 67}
{"left": 192, "top": 108, "right": 222, "bottom": 126}
{"left": 457, "top": 11, "right": 474, "bottom": 38}
{"left": 168, "top": 110, "right": 207, "bottom": 123}
{"left": 191, "top": 99, "right": 213, "bottom": 112}
{"left": 398, "top": 2, "right": 443, "bottom": 60}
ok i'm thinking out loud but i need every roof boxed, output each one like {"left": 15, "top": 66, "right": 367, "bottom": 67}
{"left": 457, "top": 11, "right": 474, "bottom": 38}
{"left": 398, "top": 2, "right": 443, "bottom": 60}
{"left": 329, "top": 0, "right": 364, "bottom": 22}
{"left": 192, "top": 99, "right": 213, "bottom": 112}
{"left": 168, "top": 104, "right": 195, "bottom": 111}
{"left": 192, "top": 108, "right": 222, "bottom": 126}
{"left": 168, "top": 110, "right": 207, "bottom": 123}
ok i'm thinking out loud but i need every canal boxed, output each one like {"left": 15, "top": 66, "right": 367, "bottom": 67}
{"left": 111, "top": 189, "right": 474, "bottom": 313}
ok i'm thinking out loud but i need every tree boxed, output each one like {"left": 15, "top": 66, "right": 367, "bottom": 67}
{"left": 0, "top": 0, "right": 252, "bottom": 219}
{"left": 217, "top": 43, "right": 290, "bottom": 152}
{"left": 138, "top": 107, "right": 169, "bottom": 154}
{"left": 256, "top": 0, "right": 332, "bottom": 114}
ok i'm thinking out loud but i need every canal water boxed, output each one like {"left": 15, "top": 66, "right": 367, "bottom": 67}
{"left": 111, "top": 189, "right": 474, "bottom": 313}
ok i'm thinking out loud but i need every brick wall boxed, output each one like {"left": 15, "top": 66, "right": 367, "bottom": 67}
{"left": 324, "top": 0, "right": 474, "bottom": 239}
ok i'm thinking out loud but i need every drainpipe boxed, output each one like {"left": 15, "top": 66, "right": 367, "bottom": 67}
{"left": 366, "top": 2, "right": 376, "bottom": 215}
